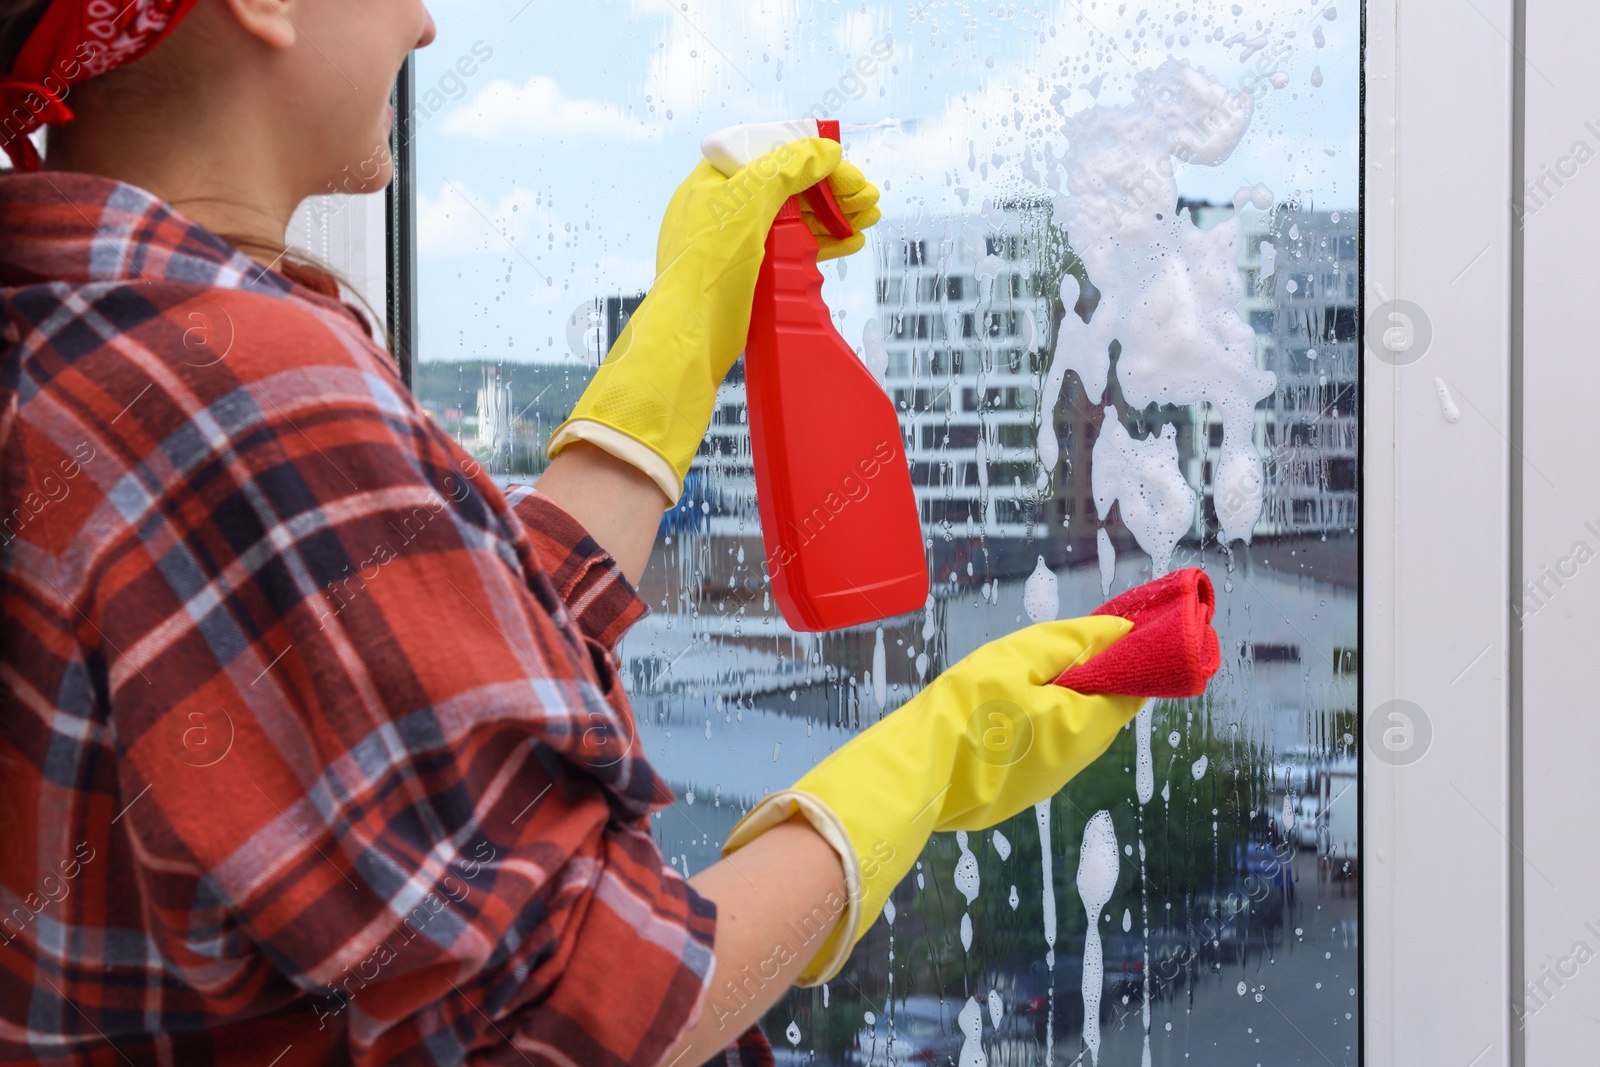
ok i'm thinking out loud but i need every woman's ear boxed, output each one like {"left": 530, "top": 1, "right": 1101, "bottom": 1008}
{"left": 217, "top": 0, "right": 298, "bottom": 50}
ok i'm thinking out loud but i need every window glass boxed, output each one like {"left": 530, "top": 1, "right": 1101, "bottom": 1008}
{"left": 412, "top": 1, "right": 1359, "bottom": 1062}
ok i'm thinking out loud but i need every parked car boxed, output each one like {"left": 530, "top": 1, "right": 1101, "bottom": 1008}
{"left": 1186, "top": 883, "right": 1287, "bottom": 964}
{"left": 846, "top": 990, "right": 1054, "bottom": 1067}
{"left": 1236, "top": 840, "right": 1297, "bottom": 899}
{"left": 1289, "top": 793, "right": 1321, "bottom": 850}
{"left": 846, "top": 995, "right": 961, "bottom": 1066}
{"left": 984, "top": 939, "right": 1155, "bottom": 1048}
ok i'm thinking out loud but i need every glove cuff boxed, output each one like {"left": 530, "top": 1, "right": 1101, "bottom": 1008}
{"left": 547, "top": 419, "right": 683, "bottom": 504}
{"left": 721, "top": 789, "right": 861, "bottom": 987}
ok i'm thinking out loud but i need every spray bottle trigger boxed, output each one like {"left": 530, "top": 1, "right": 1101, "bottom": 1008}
{"left": 802, "top": 181, "right": 855, "bottom": 239}
{"left": 803, "top": 118, "right": 855, "bottom": 240}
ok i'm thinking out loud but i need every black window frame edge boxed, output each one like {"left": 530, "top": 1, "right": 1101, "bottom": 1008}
{"left": 387, "top": 54, "right": 418, "bottom": 391}
{"left": 1356, "top": 2, "right": 1368, "bottom": 1060}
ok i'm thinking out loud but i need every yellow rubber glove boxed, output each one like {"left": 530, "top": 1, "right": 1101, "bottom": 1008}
{"left": 547, "top": 139, "right": 882, "bottom": 503}
{"left": 721, "top": 615, "right": 1144, "bottom": 986}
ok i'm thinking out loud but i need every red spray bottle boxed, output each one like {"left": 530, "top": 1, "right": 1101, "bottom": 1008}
{"left": 702, "top": 120, "right": 928, "bottom": 632}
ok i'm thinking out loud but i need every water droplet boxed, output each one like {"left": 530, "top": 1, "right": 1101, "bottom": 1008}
{"left": 1434, "top": 377, "right": 1461, "bottom": 423}
{"left": 954, "top": 832, "right": 981, "bottom": 904}
{"left": 1097, "top": 528, "right": 1116, "bottom": 596}
{"left": 1024, "top": 555, "right": 1059, "bottom": 622}
{"left": 872, "top": 628, "right": 887, "bottom": 710}
{"left": 1077, "top": 810, "right": 1119, "bottom": 1064}
{"left": 861, "top": 319, "right": 888, "bottom": 382}
{"left": 1135, "top": 705, "right": 1155, "bottom": 804}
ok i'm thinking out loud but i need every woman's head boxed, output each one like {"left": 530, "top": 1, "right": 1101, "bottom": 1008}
{"left": 171, "top": 0, "right": 439, "bottom": 197}
{"left": 2, "top": 0, "right": 434, "bottom": 249}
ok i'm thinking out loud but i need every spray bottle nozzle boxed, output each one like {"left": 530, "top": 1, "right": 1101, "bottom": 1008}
{"left": 702, "top": 119, "right": 855, "bottom": 239}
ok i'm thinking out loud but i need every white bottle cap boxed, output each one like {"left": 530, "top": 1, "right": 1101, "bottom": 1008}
{"left": 701, "top": 119, "right": 823, "bottom": 177}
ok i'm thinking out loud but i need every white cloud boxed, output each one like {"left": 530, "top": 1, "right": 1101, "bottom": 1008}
{"left": 839, "top": 0, "right": 1359, "bottom": 217}
{"left": 443, "top": 75, "right": 664, "bottom": 142}
{"left": 631, "top": 0, "right": 895, "bottom": 132}
{"left": 835, "top": 6, "right": 890, "bottom": 58}
{"left": 417, "top": 181, "right": 556, "bottom": 258}
{"left": 412, "top": 0, "right": 1358, "bottom": 367}
{"left": 417, "top": 178, "right": 667, "bottom": 364}
{"left": 635, "top": 0, "right": 786, "bottom": 123}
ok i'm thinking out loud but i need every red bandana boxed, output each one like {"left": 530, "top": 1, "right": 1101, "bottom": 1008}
{"left": 2, "top": 0, "right": 201, "bottom": 171}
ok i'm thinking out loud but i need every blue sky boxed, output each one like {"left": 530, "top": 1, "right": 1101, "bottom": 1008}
{"left": 410, "top": 0, "right": 1359, "bottom": 368}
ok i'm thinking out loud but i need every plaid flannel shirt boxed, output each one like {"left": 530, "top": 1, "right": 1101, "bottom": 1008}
{"left": 0, "top": 173, "right": 773, "bottom": 1067}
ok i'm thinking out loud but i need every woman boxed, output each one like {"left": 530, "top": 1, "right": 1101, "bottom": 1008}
{"left": 0, "top": 0, "right": 1158, "bottom": 1064}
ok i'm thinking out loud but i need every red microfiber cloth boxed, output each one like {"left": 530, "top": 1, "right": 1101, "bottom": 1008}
{"left": 1053, "top": 568, "right": 1221, "bottom": 699}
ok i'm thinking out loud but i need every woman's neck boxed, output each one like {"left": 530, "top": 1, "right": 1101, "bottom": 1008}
{"left": 43, "top": 87, "right": 307, "bottom": 270}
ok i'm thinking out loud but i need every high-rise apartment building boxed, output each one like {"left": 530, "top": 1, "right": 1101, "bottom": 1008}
{"left": 1183, "top": 202, "right": 1358, "bottom": 539}
{"left": 599, "top": 200, "right": 1358, "bottom": 582}
{"left": 1238, "top": 206, "right": 1359, "bottom": 537}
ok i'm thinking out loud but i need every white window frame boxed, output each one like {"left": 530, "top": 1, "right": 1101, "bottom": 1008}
{"left": 1367, "top": 0, "right": 1598, "bottom": 1062}
{"left": 1365, "top": 0, "right": 1519, "bottom": 1057}
{"left": 1516, "top": 1, "right": 1600, "bottom": 1061}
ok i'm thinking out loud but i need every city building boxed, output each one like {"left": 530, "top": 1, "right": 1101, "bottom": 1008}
{"left": 1190, "top": 201, "right": 1359, "bottom": 538}
{"left": 874, "top": 199, "right": 1186, "bottom": 577}
{"left": 874, "top": 209, "right": 1055, "bottom": 546}
{"left": 1244, "top": 205, "right": 1360, "bottom": 537}
{"left": 414, "top": 201, "right": 1359, "bottom": 584}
